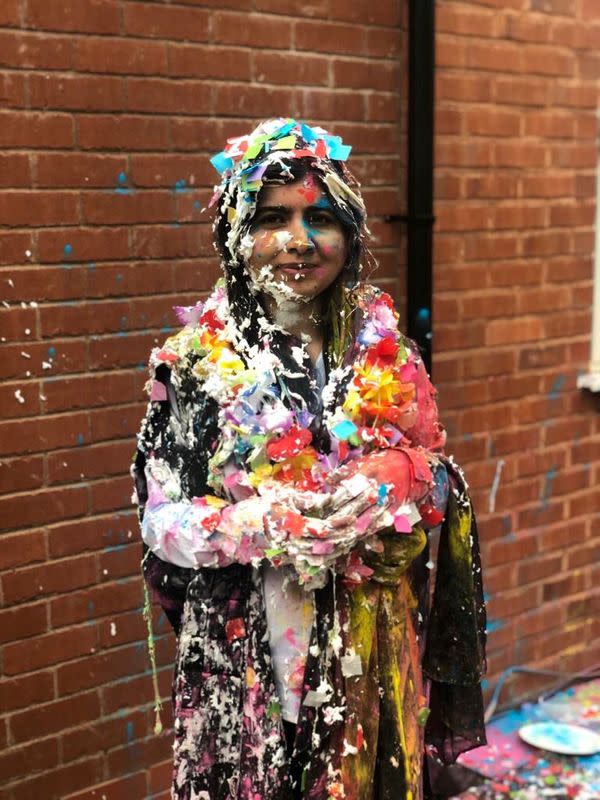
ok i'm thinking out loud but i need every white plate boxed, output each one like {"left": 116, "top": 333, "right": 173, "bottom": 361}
{"left": 518, "top": 722, "right": 600, "bottom": 756}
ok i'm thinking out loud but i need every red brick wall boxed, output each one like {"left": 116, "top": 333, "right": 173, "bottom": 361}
{"left": 434, "top": 0, "right": 600, "bottom": 703}
{"left": 2, "top": 1, "right": 600, "bottom": 797}
{"left": 0, "top": 2, "right": 405, "bottom": 798}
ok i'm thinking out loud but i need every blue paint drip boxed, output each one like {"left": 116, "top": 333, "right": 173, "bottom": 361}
{"left": 173, "top": 179, "right": 188, "bottom": 193}
{"left": 47, "top": 345, "right": 57, "bottom": 358}
{"left": 486, "top": 619, "right": 504, "bottom": 633}
{"left": 104, "top": 543, "right": 127, "bottom": 553}
{"left": 87, "top": 600, "right": 95, "bottom": 616}
{"left": 547, "top": 374, "right": 566, "bottom": 401}
{"left": 540, "top": 465, "right": 558, "bottom": 507}
{"left": 77, "top": 433, "right": 85, "bottom": 445}
{"left": 63, "top": 243, "right": 73, "bottom": 257}
{"left": 125, "top": 721, "right": 135, "bottom": 743}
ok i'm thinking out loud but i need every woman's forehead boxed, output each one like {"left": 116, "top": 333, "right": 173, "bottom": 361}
{"left": 256, "top": 176, "right": 328, "bottom": 210}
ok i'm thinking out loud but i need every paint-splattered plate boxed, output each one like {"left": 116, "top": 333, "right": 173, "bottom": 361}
{"left": 518, "top": 722, "right": 600, "bottom": 755}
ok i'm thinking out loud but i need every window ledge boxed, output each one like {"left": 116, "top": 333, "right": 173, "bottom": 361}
{"left": 577, "top": 372, "right": 600, "bottom": 393}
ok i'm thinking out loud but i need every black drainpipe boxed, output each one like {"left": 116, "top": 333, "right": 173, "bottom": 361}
{"left": 387, "top": 0, "right": 436, "bottom": 376}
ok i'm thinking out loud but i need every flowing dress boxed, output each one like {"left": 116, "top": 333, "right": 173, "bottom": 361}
{"left": 134, "top": 287, "right": 487, "bottom": 800}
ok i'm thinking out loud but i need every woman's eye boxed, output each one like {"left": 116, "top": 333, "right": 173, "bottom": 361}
{"left": 307, "top": 211, "right": 335, "bottom": 227}
{"left": 255, "top": 212, "right": 286, "bottom": 227}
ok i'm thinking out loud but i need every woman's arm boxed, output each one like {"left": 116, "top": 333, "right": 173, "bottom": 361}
{"left": 136, "top": 353, "right": 448, "bottom": 591}
{"left": 140, "top": 453, "right": 394, "bottom": 580}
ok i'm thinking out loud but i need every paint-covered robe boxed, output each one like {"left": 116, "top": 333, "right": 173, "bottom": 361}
{"left": 133, "top": 299, "right": 487, "bottom": 800}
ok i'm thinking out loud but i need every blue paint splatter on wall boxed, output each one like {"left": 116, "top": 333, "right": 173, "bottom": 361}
{"left": 540, "top": 465, "right": 558, "bottom": 508}
{"left": 547, "top": 374, "right": 566, "bottom": 401}
{"left": 125, "top": 721, "right": 134, "bottom": 743}
{"left": 115, "top": 171, "right": 133, "bottom": 195}
{"left": 77, "top": 433, "right": 85, "bottom": 445}
{"left": 47, "top": 346, "right": 56, "bottom": 358}
{"left": 63, "top": 243, "right": 73, "bottom": 258}
{"left": 486, "top": 619, "right": 504, "bottom": 634}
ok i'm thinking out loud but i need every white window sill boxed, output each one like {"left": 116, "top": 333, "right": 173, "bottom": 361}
{"left": 577, "top": 372, "right": 600, "bottom": 393}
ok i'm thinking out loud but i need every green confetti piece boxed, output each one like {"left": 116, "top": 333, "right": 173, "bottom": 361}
{"left": 243, "top": 138, "right": 266, "bottom": 161}
{"left": 417, "top": 707, "right": 430, "bottom": 727}
{"left": 265, "top": 547, "right": 285, "bottom": 558}
{"left": 267, "top": 699, "right": 281, "bottom": 719}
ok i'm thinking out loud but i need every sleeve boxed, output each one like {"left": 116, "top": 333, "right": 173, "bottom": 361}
{"left": 404, "top": 356, "right": 449, "bottom": 526}
{"left": 394, "top": 354, "right": 487, "bottom": 762}
{"left": 133, "top": 363, "right": 197, "bottom": 635}
{"left": 342, "top": 355, "right": 449, "bottom": 528}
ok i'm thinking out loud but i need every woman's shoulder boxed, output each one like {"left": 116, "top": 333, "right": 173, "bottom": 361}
{"left": 149, "top": 325, "right": 199, "bottom": 374}
{"left": 353, "top": 281, "right": 414, "bottom": 349}
{"left": 148, "top": 292, "right": 217, "bottom": 376}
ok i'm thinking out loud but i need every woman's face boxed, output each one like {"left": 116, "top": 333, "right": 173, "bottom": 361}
{"left": 245, "top": 174, "right": 348, "bottom": 303}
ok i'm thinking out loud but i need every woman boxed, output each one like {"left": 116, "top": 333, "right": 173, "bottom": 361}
{"left": 133, "top": 118, "right": 487, "bottom": 800}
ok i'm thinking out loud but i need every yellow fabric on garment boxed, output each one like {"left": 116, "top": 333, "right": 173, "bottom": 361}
{"left": 340, "top": 527, "right": 428, "bottom": 800}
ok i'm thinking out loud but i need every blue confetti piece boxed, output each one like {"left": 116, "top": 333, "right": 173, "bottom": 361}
{"left": 210, "top": 151, "right": 234, "bottom": 174}
{"left": 377, "top": 484, "right": 389, "bottom": 506}
{"left": 301, "top": 123, "right": 318, "bottom": 142}
{"left": 328, "top": 141, "right": 351, "bottom": 161}
{"left": 332, "top": 420, "right": 358, "bottom": 440}
{"left": 275, "top": 120, "right": 295, "bottom": 138}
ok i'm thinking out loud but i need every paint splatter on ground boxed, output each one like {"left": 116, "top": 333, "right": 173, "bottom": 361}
{"left": 455, "top": 679, "right": 600, "bottom": 799}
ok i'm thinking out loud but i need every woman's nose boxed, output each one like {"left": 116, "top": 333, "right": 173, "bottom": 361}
{"left": 287, "top": 216, "right": 315, "bottom": 254}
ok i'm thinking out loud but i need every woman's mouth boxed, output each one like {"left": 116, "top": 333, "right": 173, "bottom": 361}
{"left": 277, "top": 262, "right": 320, "bottom": 275}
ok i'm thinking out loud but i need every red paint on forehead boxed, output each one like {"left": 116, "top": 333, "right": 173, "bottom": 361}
{"left": 297, "top": 174, "right": 319, "bottom": 204}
